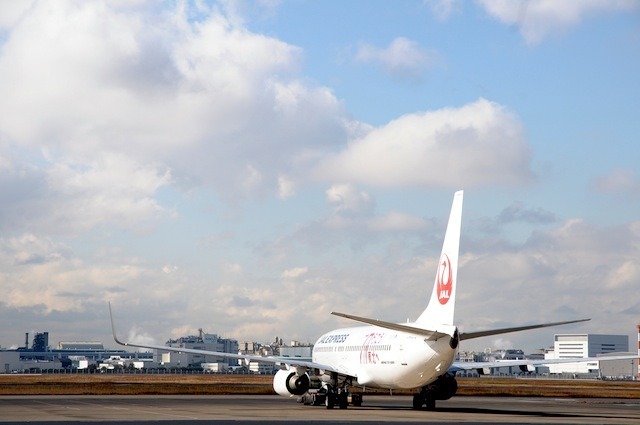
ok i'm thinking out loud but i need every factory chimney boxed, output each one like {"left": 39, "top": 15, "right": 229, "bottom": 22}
{"left": 25, "top": 332, "right": 29, "bottom": 350}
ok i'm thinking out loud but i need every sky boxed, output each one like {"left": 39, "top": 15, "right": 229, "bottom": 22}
{"left": 0, "top": 0, "right": 639, "bottom": 355}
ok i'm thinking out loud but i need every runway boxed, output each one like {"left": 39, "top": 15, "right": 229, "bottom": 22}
{"left": 1, "top": 395, "right": 639, "bottom": 424}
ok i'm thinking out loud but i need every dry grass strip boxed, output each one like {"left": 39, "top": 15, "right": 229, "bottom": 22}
{"left": 1, "top": 375, "right": 638, "bottom": 398}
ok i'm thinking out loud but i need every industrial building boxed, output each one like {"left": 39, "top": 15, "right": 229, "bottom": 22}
{"left": 32, "top": 332, "right": 49, "bottom": 352}
{"left": 158, "top": 329, "right": 239, "bottom": 368}
{"left": 545, "top": 334, "right": 629, "bottom": 374}
{"left": 3, "top": 329, "right": 241, "bottom": 372}
{"left": 0, "top": 351, "right": 20, "bottom": 373}
{"left": 1, "top": 331, "right": 147, "bottom": 372}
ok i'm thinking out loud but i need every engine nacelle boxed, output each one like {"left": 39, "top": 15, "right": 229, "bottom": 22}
{"left": 476, "top": 367, "right": 491, "bottom": 375}
{"left": 273, "top": 369, "right": 310, "bottom": 397}
{"left": 519, "top": 364, "right": 535, "bottom": 373}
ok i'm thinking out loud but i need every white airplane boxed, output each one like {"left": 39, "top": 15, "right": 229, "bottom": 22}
{"left": 109, "top": 190, "right": 636, "bottom": 410}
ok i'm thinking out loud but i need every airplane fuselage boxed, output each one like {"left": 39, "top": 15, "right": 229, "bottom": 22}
{"left": 312, "top": 325, "right": 457, "bottom": 389}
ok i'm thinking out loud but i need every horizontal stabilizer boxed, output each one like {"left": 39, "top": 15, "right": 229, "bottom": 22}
{"left": 331, "top": 312, "right": 454, "bottom": 341}
{"left": 460, "top": 318, "right": 590, "bottom": 341}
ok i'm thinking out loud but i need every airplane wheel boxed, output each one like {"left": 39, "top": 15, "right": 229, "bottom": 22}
{"left": 352, "top": 393, "right": 363, "bottom": 407}
{"left": 412, "top": 393, "right": 424, "bottom": 409}
{"left": 425, "top": 398, "right": 436, "bottom": 410}
{"left": 325, "top": 392, "right": 335, "bottom": 409}
{"left": 338, "top": 391, "right": 349, "bottom": 409}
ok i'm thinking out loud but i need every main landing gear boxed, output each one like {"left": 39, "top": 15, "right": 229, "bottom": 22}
{"left": 412, "top": 374, "right": 458, "bottom": 411}
{"left": 323, "top": 384, "right": 362, "bottom": 409}
{"left": 298, "top": 385, "right": 363, "bottom": 409}
{"left": 298, "top": 373, "right": 362, "bottom": 409}
{"left": 412, "top": 388, "right": 436, "bottom": 410}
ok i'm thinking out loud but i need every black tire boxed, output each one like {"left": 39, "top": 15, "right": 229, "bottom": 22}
{"left": 352, "top": 394, "right": 362, "bottom": 407}
{"left": 425, "top": 397, "right": 436, "bottom": 410}
{"left": 412, "top": 393, "right": 424, "bottom": 410}
{"left": 338, "top": 392, "right": 349, "bottom": 409}
{"left": 325, "top": 392, "right": 335, "bottom": 409}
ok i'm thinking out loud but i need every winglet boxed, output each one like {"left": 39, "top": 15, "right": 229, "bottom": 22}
{"left": 108, "top": 302, "right": 128, "bottom": 347}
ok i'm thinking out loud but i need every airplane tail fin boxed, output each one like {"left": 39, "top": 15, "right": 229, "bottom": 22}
{"left": 415, "top": 190, "right": 463, "bottom": 326}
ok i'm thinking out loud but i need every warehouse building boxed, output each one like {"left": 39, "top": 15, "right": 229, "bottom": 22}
{"left": 545, "top": 334, "right": 629, "bottom": 374}
{"left": 0, "top": 351, "right": 20, "bottom": 373}
{"left": 597, "top": 352, "right": 638, "bottom": 379}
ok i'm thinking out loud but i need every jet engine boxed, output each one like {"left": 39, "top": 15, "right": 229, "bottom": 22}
{"left": 273, "top": 369, "right": 311, "bottom": 397}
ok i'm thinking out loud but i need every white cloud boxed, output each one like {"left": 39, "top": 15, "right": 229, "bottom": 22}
{"left": 5, "top": 233, "right": 70, "bottom": 266}
{"left": 281, "top": 267, "right": 308, "bottom": 279}
{"left": 498, "top": 202, "right": 557, "bottom": 225}
{"left": 477, "top": 0, "right": 640, "bottom": 45}
{"left": 606, "top": 260, "right": 640, "bottom": 289}
{"left": 3, "top": 208, "right": 638, "bottom": 353}
{"left": 368, "top": 211, "right": 427, "bottom": 232}
{"left": 127, "top": 325, "right": 158, "bottom": 346}
{"left": 315, "top": 98, "right": 533, "bottom": 189}
{"left": 326, "top": 183, "right": 375, "bottom": 216}
{"left": 0, "top": 1, "right": 353, "bottom": 203}
{"left": 162, "top": 264, "right": 178, "bottom": 274}
{"left": 354, "top": 37, "right": 441, "bottom": 81}
{"left": 224, "top": 262, "right": 243, "bottom": 274}
{"left": 0, "top": 233, "right": 150, "bottom": 313}
{"left": 457, "top": 217, "right": 640, "bottom": 351}
{"left": 277, "top": 175, "right": 296, "bottom": 199}
{"left": 0, "top": 1, "right": 35, "bottom": 30}
{"left": 425, "top": 0, "right": 461, "bottom": 21}
{"left": 490, "top": 338, "right": 515, "bottom": 351}
{"left": 593, "top": 168, "right": 640, "bottom": 198}
{"left": 0, "top": 151, "right": 171, "bottom": 237}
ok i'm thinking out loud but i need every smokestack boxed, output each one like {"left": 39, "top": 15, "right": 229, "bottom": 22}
{"left": 25, "top": 332, "right": 29, "bottom": 349}
{"left": 637, "top": 325, "right": 640, "bottom": 379}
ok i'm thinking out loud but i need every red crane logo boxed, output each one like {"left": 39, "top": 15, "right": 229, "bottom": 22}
{"left": 437, "top": 254, "right": 453, "bottom": 305}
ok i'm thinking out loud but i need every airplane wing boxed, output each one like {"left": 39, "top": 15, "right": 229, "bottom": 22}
{"left": 331, "top": 312, "right": 455, "bottom": 340}
{"left": 109, "top": 303, "right": 340, "bottom": 373}
{"left": 450, "top": 354, "right": 640, "bottom": 373}
{"left": 459, "top": 318, "right": 591, "bottom": 341}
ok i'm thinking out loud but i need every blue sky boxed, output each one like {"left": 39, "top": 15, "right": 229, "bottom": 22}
{"left": 0, "top": 0, "right": 639, "bottom": 354}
